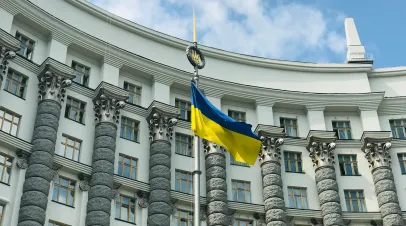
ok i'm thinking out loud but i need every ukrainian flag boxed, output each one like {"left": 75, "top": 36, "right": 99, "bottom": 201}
{"left": 190, "top": 82, "right": 262, "bottom": 165}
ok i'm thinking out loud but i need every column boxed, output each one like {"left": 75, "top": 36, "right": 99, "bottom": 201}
{"left": 257, "top": 126, "right": 286, "bottom": 226}
{"left": 47, "top": 39, "right": 68, "bottom": 64}
{"left": 17, "top": 71, "right": 73, "bottom": 226}
{"left": 147, "top": 107, "right": 178, "bottom": 226}
{"left": 204, "top": 140, "right": 229, "bottom": 226}
{"left": 306, "top": 131, "right": 344, "bottom": 226}
{"left": 360, "top": 110, "right": 381, "bottom": 131}
{"left": 306, "top": 107, "right": 326, "bottom": 130}
{"left": 361, "top": 132, "right": 404, "bottom": 226}
{"left": 85, "top": 87, "right": 127, "bottom": 226}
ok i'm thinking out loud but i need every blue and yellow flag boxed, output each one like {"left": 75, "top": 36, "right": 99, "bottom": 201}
{"left": 190, "top": 82, "right": 261, "bottom": 165}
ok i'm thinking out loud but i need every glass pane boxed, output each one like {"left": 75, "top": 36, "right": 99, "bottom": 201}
{"left": 238, "top": 190, "right": 244, "bottom": 202}
{"left": 124, "top": 157, "right": 131, "bottom": 165}
{"left": 290, "top": 161, "right": 296, "bottom": 172}
{"left": 246, "top": 191, "right": 251, "bottom": 202}
{"left": 237, "top": 182, "right": 244, "bottom": 189}
{"left": 288, "top": 196, "right": 294, "bottom": 208}
{"left": 126, "top": 128, "right": 132, "bottom": 140}
{"left": 68, "top": 190, "right": 74, "bottom": 205}
{"left": 392, "top": 128, "right": 397, "bottom": 137}
{"left": 175, "top": 180, "right": 179, "bottom": 191}
{"left": 74, "top": 149, "right": 80, "bottom": 161}
{"left": 352, "top": 200, "right": 359, "bottom": 212}
{"left": 122, "top": 197, "right": 129, "bottom": 205}
{"left": 293, "top": 128, "right": 298, "bottom": 137}
{"left": 339, "top": 130, "right": 346, "bottom": 139}
{"left": 346, "top": 200, "right": 351, "bottom": 211}
{"left": 2, "top": 120, "right": 11, "bottom": 133}
{"left": 353, "top": 164, "right": 359, "bottom": 175}
{"left": 345, "top": 164, "right": 352, "bottom": 175}
{"left": 52, "top": 186, "right": 58, "bottom": 201}
{"left": 59, "top": 188, "right": 67, "bottom": 203}
{"left": 302, "top": 197, "right": 308, "bottom": 209}
{"left": 61, "top": 179, "right": 69, "bottom": 187}
{"left": 398, "top": 128, "right": 405, "bottom": 139}
{"left": 232, "top": 189, "right": 237, "bottom": 201}
{"left": 115, "top": 204, "right": 120, "bottom": 218}
{"left": 395, "top": 120, "right": 402, "bottom": 126}
{"left": 295, "top": 197, "right": 302, "bottom": 209}
{"left": 294, "top": 189, "right": 301, "bottom": 196}
{"left": 124, "top": 166, "right": 130, "bottom": 178}
{"left": 347, "top": 130, "right": 352, "bottom": 139}
{"left": 66, "top": 147, "right": 73, "bottom": 159}
{"left": 298, "top": 162, "right": 302, "bottom": 172}
{"left": 130, "top": 207, "right": 135, "bottom": 222}
{"left": 122, "top": 206, "right": 128, "bottom": 220}
{"left": 131, "top": 168, "right": 137, "bottom": 180}
{"left": 181, "top": 180, "right": 187, "bottom": 192}
{"left": 11, "top": 124, "right": 18, "bottom": 136}
{"left": 118, "top": 165, "right": 123, "bottom": 176}
{"left": 360, "top": 199, "right": 366, "bottom": 212}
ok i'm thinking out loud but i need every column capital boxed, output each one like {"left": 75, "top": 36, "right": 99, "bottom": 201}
{"left": 93, "top": 82, "right": 128, "bottom": 124}
{"left": 0, "top": 46, "right": 16, "bottom": 84}
{"left": 255, "top": 125, "right": 285, "bottom": 165}
{"left": 361, "top": 131, "right": 392, "bottom": 169}
{"left": 306, "top": 131, "right": 337, "bottom": 168}
{"left": 203, "top": 139, "right": 225, "bottom": 156}
{"left": 147, "top": 102, "right": 179, "bottom": 142}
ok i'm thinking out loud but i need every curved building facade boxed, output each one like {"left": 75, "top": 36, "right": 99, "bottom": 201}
{"left": 0, "top": 0, "right": 405, "bottom": 226}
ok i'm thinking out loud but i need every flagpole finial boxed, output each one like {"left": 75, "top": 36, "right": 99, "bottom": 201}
{"left": 193, "top": 8, "right": 197, "bottom": 44}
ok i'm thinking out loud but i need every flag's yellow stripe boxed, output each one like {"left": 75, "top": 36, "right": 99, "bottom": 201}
{"left": 191, "top": 106, "right": 261, "bottom": 165}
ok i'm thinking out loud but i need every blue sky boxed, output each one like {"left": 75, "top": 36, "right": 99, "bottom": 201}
{"left": 89, "top": 0, "right": 404, "bottom": 68}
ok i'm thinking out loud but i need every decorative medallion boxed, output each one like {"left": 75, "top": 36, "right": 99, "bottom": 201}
{"left": 16, "top": 158, "right": 28, "bottom": 169}
{"left": 79, "top": 180, "right": 90, "bottom": 191}
{"left": 186, "top": 45, "right": 205, "bottom": 69}
{"left": 136, "top": 191, "right": 149, "bottom": 208}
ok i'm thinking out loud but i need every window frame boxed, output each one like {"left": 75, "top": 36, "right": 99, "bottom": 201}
{"left": 58, "top": 134, "right": 81, "bottom": 162}
{"left": 65, "top": 96, "right": 86, "bottom": 124}
{"left": 390, "top": 119, "right": 406, "bottom": 139}
{"left": 231, "top": 179, "right": 251, "bottom": 203}
{"left": 15, "top": 31, "right": 35, "bottom": 60}
{"left": 0, "top": 108, "right": 21, "bottom": 136}
{"left": 120, "top": 116, "right": 140, "bottom": 142}
{"left": 124, "top": 82, "right": 142, "bottom": 105}
{"left": 230, "top": 154, "right": 249, "bottom": 167}
{"left": 117, "top": 154, "right": 138, "bottom": 180}
{"left": 332, "top": 121, "right": 352, "bottom": 140}
{"left": 287, "top": 186, "right": 308, "bottom": 209}
{"left": 4, "top": 68, "right": 28, "bottom": 99}
{"left": 280, "top": 117, "right": 299, "bottom": 137}
{"left": 175, "top": 99, "right": 191, "bottom": 121}
{"left": 71, "top": 61, "right": 90, "bottom": 87}
{"left": 175, "top": 169, "right": 193, "bottom": 194}
{"left": 52, "top": 176, "right": 76, "bottom": 207}
{"left": 338, "top": 154, "right": 360, "bottom": 176}
{"left": 344, "top": 190, "right": 367, "bottom": 212}
{"left": 228, "top": 110, "right": 246, "bottom": 123}
{"left": 283, "top": 151, "right": 303, "bottom": 173}
{"left": 174, "top": 209, "right": 193, "bottom": 226}
{"left": 398, "top": 153, "right": 406, "bottom": 174}
{"left": 234, "top": 219, "right": 253, "bottom": 226}
{"left": 115, "top": 194, "right": 136, "bottom": 223}
{"left": 175, "top": 133, "right": 193, "bottom": 157}
{"left": 0, "top": 152, "right": 12, "bottom": 185}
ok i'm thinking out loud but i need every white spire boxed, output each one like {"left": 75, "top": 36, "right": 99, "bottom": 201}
{"left": 344, "top": 18, "right": 372, "bottom": 64}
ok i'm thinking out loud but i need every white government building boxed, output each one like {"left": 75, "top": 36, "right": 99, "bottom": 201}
{"left": 0, "top": 1, "right": 405, "bottom": 226}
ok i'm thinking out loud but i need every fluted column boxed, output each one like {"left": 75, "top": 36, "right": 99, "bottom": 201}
{"left": 147, "top": 106, "right": 178, "bottom": 226}
{"left": 259, "top": 135, "right": 286, "bottom": 226}
{"left": 204, "top": 139, "right": 229, "bottom": 226}
{"left": 1, "top": 45, "right": 16, "bottom": 87}
{"left": 17, "top": 71, "right": 73, "bottom": 226}
{"left": 85, "top": 86, "right": 127, "bottom": 226}
{"left": 361, "top": 132, "right": 404, "bottom": 226}
{"left": 307, "top": 131, "right": 343, "bottom": 226}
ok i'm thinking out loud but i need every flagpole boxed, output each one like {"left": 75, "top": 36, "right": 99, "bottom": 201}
{"left": 192, "top": 62, "right": 201, "bottom": 226}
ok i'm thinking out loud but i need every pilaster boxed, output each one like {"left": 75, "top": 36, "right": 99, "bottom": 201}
{"left": 306, "top": 131, "right": 344, "bottom": 226}
{"left": 152, "top": 81, "right": 170, "bottom": 104}
{"left": 255, "top": 125, "right": 287, "bottom": 226}
{"left": 306, "top": 107, "right": 326, "bottom": 130}
{"left": 47, "top": 39, "right": 68, "bottom": 64}
{"left": 360, "top": 110, "right": 381, "bottom": 131}
{"left": 203, "top": 139, "right": 229, "bottom": 226}
{"left": 361, "top": 132, "right": 404, "bottom": 226}
{"left": 146, "top": 102, "right": 178, "bottom": 226}
{"left": 17, "top": 64, "right": 74, "bottom": 226}
{"left": 101, "top": 61, "right": 120, "bottom": 86}
{"left": 256, "top": 104, "right": 275, "bottom": 126}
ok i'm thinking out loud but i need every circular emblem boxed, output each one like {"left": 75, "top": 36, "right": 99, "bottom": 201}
{"left": 186, "top": 45, "right": 205, "bottom": 69}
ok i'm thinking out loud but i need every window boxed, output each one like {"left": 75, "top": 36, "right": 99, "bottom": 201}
{"left": 0, "top": 108, "right": 20, "bottom": 136}
{"left": 57, "top": 135, "right": 81, "bottom": 161}
{"left": 52, "top": 177, "right": 75, "bottom": 206}
{"left": 124, "top": 82, "right": 141, "bottom": 105}
{"left": 5, "top": 69, "right": 28, "bottom": 98}
{"left": 234, "top": 219, "right": 253, "bottom": 226}
{"left": 344, "top": 190, "right": 366, "bottom": 212}
{"left": 48, "top": 220, "right": 69, "bottom": 226}
{"left": 390, "top": 119, "right": 405, "bottom": 139}
{"left": 230, "top": 154, "right": 249, "bottom": 167}
{"left": 287, "top": 187, "right": 308, "bottom": 209}
{"left": 338, "top": 155, "right": 359, "bottom": 176}
{"left": 280, "top": 118, "right": 298, "bottom": 137}
{"left": 175, "top": 99, "right": 191, "bottom": 121}
{"left": 174, "top": 209, "right": 193, "bottom": 226}
{"left": 175, "top": 170, "right": 193, "bottom": 194}
{"left": 118, "top": 154, "right": 137, "bottom": 180}
{"left": 71, "top": 61, "right": 90, "bottom": 87}
{"left": 332, "top": 121, "right": 352, "bottom": 140}
{"left": 175, "top": 133, "right": 193, "bottom": 157}
{"left": 65, "top": 97, "right": 86, "bottom": 124}
{"left": 398, "top": 153, "right": 406, "bottom": 174}
{"left": 16, "top": 32, "right": 34, "bottom": 59}
{"left": 284, "top": 152, "right": 302, "bottom": 173}
{"left": 115, "top": 194, "right": 136, "bottom": 223}
{"left": 0, "top": 204, "right": 4, "bottom": 226}
{"left": 120, "top": 117, "right": 139, "bottom": 142}
{"left": 228, "top": 110, "right": 246, "bottom": 122}
{"left": 232, "top": 180, "right": 251, "bottom": 203}
{"left": 0, "top": 153, "right": 12, "bottom": 184}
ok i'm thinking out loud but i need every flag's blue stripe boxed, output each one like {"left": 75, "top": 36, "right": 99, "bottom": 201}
{"left": 191, "top": 82, "right": 259, "bottom": 140}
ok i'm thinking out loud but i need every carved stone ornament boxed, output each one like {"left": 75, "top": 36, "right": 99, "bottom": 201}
{"left": 93, "top": 94, "right": 126, "bottom": 124}
{"left": 148, "top": 112, "right": 177, "bottom": 142}
{"left": 52, "top": 163, "right": 62, "bottom": 180}
{"left": 0, "top": 46, "right": 16, "bottom": 84}
{"left": 111, "top": 189, "right": 120, "bottom": 199}
{"left": 203, "top": 139, "right": 225, "bottom": 156}
{"left": 78, "top": 174, "right": 91, "bottom": 191}
{"left": 37, "top": 71, "right": 72, "bottom": 103}
{"left": 16, "top": 150, "right": 30, "bottom": 169}
{"left": 259, "top": 136, "right": 284, "bottom": 164}
{"left": 308, "top": 141, "right": 336, "bottom": 168}
{"left": 136, "top": 191, "right": 149, "bottom": 208}
{"left": 364, "top": 142, "right": 392, "bottom": 169}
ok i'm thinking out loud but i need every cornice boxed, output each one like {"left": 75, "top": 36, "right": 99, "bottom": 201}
{"left": 377, "top": 97, "right": 406, "bottom": 116}
{"left": 0, "top": 131, "right": 32, "bottom": 152}
{"left": 369, "top": 67, "right": 406, "bottom": 78}
{"left": 0, "top": 28, "right": 20, "bottom": 51}
{"left": 64, "top": 0, "right": 372, "bottom": 73}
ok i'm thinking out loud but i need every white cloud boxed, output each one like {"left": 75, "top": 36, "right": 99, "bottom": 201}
{"left": 89, "top": 0, "right": 347, "bottom": 62}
